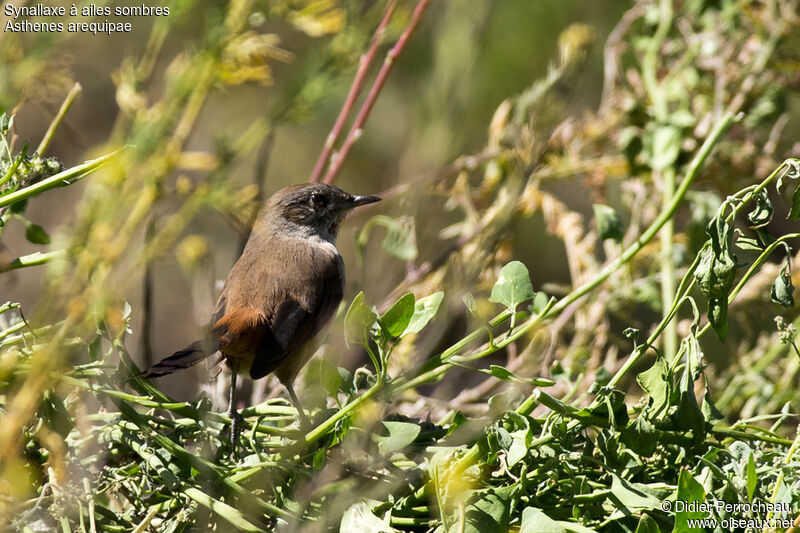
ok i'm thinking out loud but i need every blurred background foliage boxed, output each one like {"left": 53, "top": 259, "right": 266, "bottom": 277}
{"left": 1, "top": 0, "right": 800, "bottom": 531}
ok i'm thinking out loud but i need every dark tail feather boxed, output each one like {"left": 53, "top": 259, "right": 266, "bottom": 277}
{"left": 139, "top": 340, "right": 215, "bottom": 378}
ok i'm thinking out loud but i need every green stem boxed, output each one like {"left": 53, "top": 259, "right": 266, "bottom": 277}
{"left": 711, "top": 427, "right": 793, "bottom": 447}
{"left": 2, "top": 250, "right": 65, "bottom": 272}
{"left": 303, "top": 380, "right": 383, "bottom": 446}
{"left": 0, "top": 302, "right": 21, "bottom": 314}
{"left": 660, "top": 167, "right": 678, "bottom": 361}
{"left": 390, "top": 515, "right": 434, "bottom": 527}
{"left": 0, "top": 321, "right": 27, "bottom": 341}
{"left": 641, "top": 0, "right": 675, "bottom": 359}
{"left": 0, "top": 142, "right": 29, "bottom": 189}
{"left": 182, "top": 487, "right": 267, "bottom": 533}
{"left": 0, "top": 149, "right": 120, "bottom": 208}
{"left": 36, "top": 83, "right": 82, "bottom": 156}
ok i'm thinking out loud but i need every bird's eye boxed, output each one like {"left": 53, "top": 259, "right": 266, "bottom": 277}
{"left": 310, "top": 193, "right": 328, "bottom": 208}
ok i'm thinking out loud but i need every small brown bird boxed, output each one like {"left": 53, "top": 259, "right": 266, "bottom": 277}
{"left": 140, "top": 183, "right": 381, "bottom": 443}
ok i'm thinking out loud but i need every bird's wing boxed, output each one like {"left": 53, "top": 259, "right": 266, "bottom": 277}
{"left": 248, "top": 250, "right": 344, "bottom": 380}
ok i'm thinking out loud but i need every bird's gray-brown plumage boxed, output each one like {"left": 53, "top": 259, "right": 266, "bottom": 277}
{"left": 140, "top": 183, "right": 380, "bottom": 442}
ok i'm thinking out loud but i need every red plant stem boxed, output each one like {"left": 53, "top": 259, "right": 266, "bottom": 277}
{"left": 323, "top": 0, "right": 431, "bottom": 185}
{"left": 309, "top": 0, "right": 398, "bottom": 183}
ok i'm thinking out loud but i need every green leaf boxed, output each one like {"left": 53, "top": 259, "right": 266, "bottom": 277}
{"left": 634, "top": 514, "right": 662, "bottom": 533}
{"left": 378, "top": 293, "right": 415, "bottom": 337}
{"left": 673, "top": 469, "right": 707, "bottom": 533}
{"left": 650, "top": 124, "right": 681, "bottom": 171}
{"left": 770, "top": 262, "right": 794, "bottom": 308}
{"left": 755, "top": 228, "right": 776, "bottom": 247}
{"left": 735, "top": 234, "right": 763, "bottom": 252}
{"left": 575, "top": 389, "right": 628, "bottom": 428}
{"left": 489, "top": 261, "right": 534, "bottom": 311}
{"left": 707, "top": 297, "right": 728, "bottom": 341}
{"left": 0, "top": 112, "right": 11, "bottom": 134}
{"left": 608, "top": 474, "right": 661, "bottom": 513}
{"left": 674, "top": 387, "right": 706, "bottom": 437}
{"left": 520, "top": 509, "right": 596, "bottom": 533}
{"left": 532, "top": 291, "right": 550, "bottom": 314}
{"left": 636, "top": 356, "right": 671, "bottom": 419}
{"left": 746, "top": 451, "right": 757, "bottom": 502}
{"left": 695, "top": 217, "right": 739, "bottom": 304}
{"left": 24, "top": 221, "right": 51, "bottom": 244}
{"left": 41, "top": 391, "right": 73, "bottom": 439}
{"left": 520, "top": 507, "right": 567, "bottom": 533}
{"left": 405, "top": 291, "right": 443, "bottom": 334}
{"left": 450, "top": 486, "right": 514, "bottom": 533}
{"left": 9, "top": 198, "right": 27, "bottom": 214}
{"left": 88, "top": 335, "right": 103, "bottom": 362}
{"left": 673, "top": 335, "right": 707, "bottom": 436}
{"left": 485, "top": 425, "right": 513, "bottom": 460}
{"left": 789, "top": 182, "right": 800, "bottom": 220}
{"left": 694, "top": 245, "right": 737, "bottom": 300}
{"left": 445, "top": 410, "right": 468, "bottom": 438}
{"left": 747, "top": 189, "right": 773, "bottom": 228}
{"left": 776, "top": 159, "right": 800, "bottom": 193}
{"left": 344, "top": 292, "right": 377, "bottom": 348}
{"left": 701, "top": 389, "right": 723, "bottom": 423}
{"left": 373, "top": 421, "right": 421, "bottom": 456}
{"left": 308, "top": 358, "right": 342, "bottom": 398}
{"left": 507, "top": 422, "right": 532, "bottom": 467}
{"left": 593, "top": 204, "right": 623, "bottom": 241}
{"left": 621, "top": 416, "right": 659, "bottom": 457}
{"left": 489, "top": 365, "right": 515, "bottom": 381}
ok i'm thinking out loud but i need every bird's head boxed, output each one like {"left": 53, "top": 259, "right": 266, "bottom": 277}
{"left": 259, "top": 183, "right": 381, "bottom": 242}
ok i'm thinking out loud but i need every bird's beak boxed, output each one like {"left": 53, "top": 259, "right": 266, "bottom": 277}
{"left": 348, "top": 194, "right": 382, "bottom": 207}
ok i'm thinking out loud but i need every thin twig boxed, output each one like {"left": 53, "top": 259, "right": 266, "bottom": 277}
{"left": 131, "top": 509, "right": 159, "bottom": 533}
{"left": 310, "top": 0, "right": 397, "bottom": 183}
{"left": 83, "top": 478, "right": 97, "bottom": 533}
{"left": 36, "top": 83, "right": 82, "bottom": 156}
{"left": 764, "top": 112, "right": 790, "bottom": 157}
{"left": 141, "top": 218, "right": 156, "bottom": 369}
{"left": 324, "top": 0, "right": 432, "bottom": 184}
